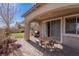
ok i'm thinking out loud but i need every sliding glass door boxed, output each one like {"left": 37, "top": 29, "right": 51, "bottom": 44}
{"left": 45, "top": 19, "right": 61, "bottom": 41}
{"left": 50, "top": 19, "right": 61, "bottom": 41}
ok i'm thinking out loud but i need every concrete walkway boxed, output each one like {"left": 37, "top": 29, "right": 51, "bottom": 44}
{"left": 13, "top": 39, "right": 43, "bottom": 56}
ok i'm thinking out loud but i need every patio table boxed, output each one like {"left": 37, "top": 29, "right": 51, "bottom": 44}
{"left": 39, "top": 37, "right": 57, "bottom": 52}
{"left": 40, "top": 40, "right": 49, "bottom": 48}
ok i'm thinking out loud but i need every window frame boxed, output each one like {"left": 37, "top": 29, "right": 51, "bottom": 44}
{"left": 76, "top": 16, "right": 79, "bottom": 34}
{"left": 64, "top": 14, "right": 79, "bottom": 37}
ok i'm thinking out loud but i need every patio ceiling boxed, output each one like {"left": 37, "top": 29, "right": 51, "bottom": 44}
{"left": 32, "top": 4, "right": 79, "bottom": 22}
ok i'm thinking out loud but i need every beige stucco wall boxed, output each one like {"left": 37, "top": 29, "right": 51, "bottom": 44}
{"left": 24, "top": 21, "right": 30, "bottom": 40}
{"left": 62, "top": 36, "right": 79, "bottom": 49}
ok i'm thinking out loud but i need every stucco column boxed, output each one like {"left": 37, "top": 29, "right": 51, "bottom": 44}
{"left": 24, "top": 22, "right": 30, "bottom": 41}
{"left": 38, "top": 22, "right": 43, "bottom": 40}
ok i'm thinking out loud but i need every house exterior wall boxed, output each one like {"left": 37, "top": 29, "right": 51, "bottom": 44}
{"left": 62, "top": 36, "right": 79, "bottom": 49}
{"left": 25, "top": 3, "right": 79, "bottom": 49}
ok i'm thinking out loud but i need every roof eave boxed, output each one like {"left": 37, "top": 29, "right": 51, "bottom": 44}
{"left": 22, "top": 3, "right": 46, "bottom": 17}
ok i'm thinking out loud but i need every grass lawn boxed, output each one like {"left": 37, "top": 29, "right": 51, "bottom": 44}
{"left": 12, "top": 33, "right": 24, "bottom": 39}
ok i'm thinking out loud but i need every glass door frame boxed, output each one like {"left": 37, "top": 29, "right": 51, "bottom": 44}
{"left": 42, "top": 17, "right": 62, "bottom": 43}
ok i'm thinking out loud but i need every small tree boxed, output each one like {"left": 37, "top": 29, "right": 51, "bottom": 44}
{"left": 0, "top": 3, "right": 22, "bottom": 56}
{"left": 0, "top": 3, "right": 17, "bottom": 39}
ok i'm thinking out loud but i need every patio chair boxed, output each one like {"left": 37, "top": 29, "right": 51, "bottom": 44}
{"left": 46, "top": 40, "right": 56, "bottom": 52}
{"left": 39, "top": 37, "right": 49, "bottom": 51}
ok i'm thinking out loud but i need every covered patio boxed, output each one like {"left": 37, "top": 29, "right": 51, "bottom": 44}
{"left": 24, "top": 3, "right": 79, "bottom": 55}
{"left": 25, "top": 4, "right": 79, "bottom": 42}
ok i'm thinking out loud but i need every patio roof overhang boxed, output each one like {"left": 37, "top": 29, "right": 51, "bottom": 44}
{"left": 31, "top": 4, "right": 79, "bottom": 22}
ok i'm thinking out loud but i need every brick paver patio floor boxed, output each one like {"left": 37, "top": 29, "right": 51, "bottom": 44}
{"left": 10, "top": 36, "right": 79, "bottom": 56}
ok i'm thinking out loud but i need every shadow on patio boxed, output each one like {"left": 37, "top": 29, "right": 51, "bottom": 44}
{"left": 27, "top": 37, "right": 79, "bottom": 56}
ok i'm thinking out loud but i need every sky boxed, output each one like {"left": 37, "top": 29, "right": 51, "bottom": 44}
{"left": 11, "top": 3, "right": 34, "bottom": 26}
{"left": 0, "top": 3, "right": 34, "bottom": 27}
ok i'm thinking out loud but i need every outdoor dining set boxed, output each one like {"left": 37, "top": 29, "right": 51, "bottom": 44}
{"left": 36, "top": 37, "right": 63, "bottom": 55}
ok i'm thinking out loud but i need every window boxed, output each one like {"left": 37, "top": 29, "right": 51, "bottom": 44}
{"left": 65, "top": 16, "right": 79, "bottom": 35}
{"left": 65, "top": 17, "right": 76, "bottom": 34}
